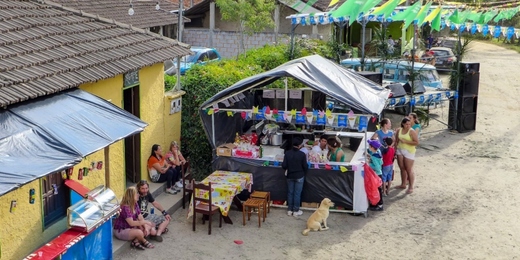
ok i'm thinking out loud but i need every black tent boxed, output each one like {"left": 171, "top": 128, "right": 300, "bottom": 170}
{"left": 200, "top": 55, "right": 390, "bottom": 147}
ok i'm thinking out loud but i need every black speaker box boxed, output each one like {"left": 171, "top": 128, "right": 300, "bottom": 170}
{"left": 461, "top": 62, "right": 480, "bottom": 73}
{"left": 356, "top": 71, "right": 383, "bottom": 85}
{"left": 403, "top": 80, "right": 426, "bottom": 94}
{"left": 448, "top": 98, "right": 477, "bottom": 133}
{"left": 460, "top": 72, "right": 480, "bottom": 97}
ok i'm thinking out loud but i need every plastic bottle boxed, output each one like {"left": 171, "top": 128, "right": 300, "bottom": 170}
{"left": 259, "top": 145, "right": 263, "bottom": 158}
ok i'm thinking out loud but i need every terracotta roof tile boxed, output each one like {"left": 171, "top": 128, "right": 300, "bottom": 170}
{"left": 0, "top": 0, "right": 191, "bottom": 107}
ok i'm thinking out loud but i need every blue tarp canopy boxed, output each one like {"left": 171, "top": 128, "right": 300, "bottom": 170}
{"left": 0, "top": 89, "right": 147, "bottom": 195}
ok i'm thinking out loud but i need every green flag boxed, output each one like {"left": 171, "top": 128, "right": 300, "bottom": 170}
{"left": 483, "top": 10, "right": 497, "bottom": 24}
{"left": 493, "top": 11, "right": 505, "bottom": 23}
{"left": 371, "top": 0, "right": 405, "bottom": 18}
{"left": 504, "top": 7, "right": 519, "bottom": 20}
{"left": 458, "top": 10, "right": 470, "bottom": 24}
{"left": 448, "top": 9, "right": 460, "bottom": 24}
{"left": 415, "top": 1, "right": 432, "bottom": 26}
{"left": 292, "top": 0, "right": 319, "bottom": 13}
{"left": 467, "top": 11, "right": 482, "bottom": 23}
{"left": 332, "top": 0, "right": 367, "bottom": 25}
{"left": 391, "top": 1, "right": 422, "bottom": 29}
{"left": 431, "top": 7, "right": 442, "bottom": 31}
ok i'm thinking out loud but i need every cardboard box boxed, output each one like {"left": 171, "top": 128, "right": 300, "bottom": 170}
{"left": 301, "top": 202, "right": 319, "bottom": 208}
{"left": 216, "top": 143, "right": 235, "bottom": 157}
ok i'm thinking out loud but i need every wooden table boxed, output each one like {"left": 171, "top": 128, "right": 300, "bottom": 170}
{"left": 188, "top": 170, "right": 253, "bottom": 224}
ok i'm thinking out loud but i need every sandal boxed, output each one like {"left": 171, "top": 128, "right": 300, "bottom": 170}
{"left": 162, "top": 227, "right": 169, "bottom": 235}
{"left": 142, "top": 240, "right": 155, "bottom": 249}
{"left": 131, "top": 240, "right": 145, "bottom": 250}
{"left": 150, "top": 235, "right": 163, "bottom": 242}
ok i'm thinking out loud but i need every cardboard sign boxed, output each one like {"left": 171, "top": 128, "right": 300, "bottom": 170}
{"left": 275, "top": 89, "right": 286, "bottom": 99}
{"left": 289, "top": 90, "right": 302, "bottom": 99}
{"left": 262, "top": 90, "right": 275, "bottom": 99}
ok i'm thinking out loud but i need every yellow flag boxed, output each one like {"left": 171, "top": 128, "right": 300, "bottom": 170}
{"left": 340, "top": 166, "right": 348, "bottom": 172}
{"left": 328, "top": 0, "right": 339, "bottom": 7}
{"left": 424, "top": 6, "right": 441, "bottom": 23}
{"left": 325, "top": 108, "right": 332, "bottom": 117}
{"left": 208, "top": 108, "right": 214, "bottom": 115}
{"left": 227, "top": 111, "right": 233, "bottom": 117}
{"left": 252, "top": 106, "right": 259, "bottom": 114}
{"left": 290, "top": 109, "right": 297, "bottom": 116}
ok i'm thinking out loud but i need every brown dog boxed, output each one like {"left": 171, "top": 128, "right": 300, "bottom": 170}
{"left": 302, "top": 198, "right": 334, "bottom": 236}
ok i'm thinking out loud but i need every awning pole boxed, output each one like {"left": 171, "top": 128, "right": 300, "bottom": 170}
{"left": 104, "top": 147, "right": 110, "bottom": 188}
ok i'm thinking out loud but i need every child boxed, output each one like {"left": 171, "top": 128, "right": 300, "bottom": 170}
{"left": 367, "top": 139, "right": 383, "bottom": 211}
{"left": 381, "top": 137, "right": 395, "bottom": 196}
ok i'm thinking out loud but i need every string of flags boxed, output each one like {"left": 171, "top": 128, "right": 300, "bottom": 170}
{"left": 386, "top": 91, "right": 457, "bottom": 107}
{"left": 262, "top": 160, "right": 360, "bottom": 172}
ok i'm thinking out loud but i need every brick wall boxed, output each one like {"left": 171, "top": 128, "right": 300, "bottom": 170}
{"left": 183, "top": 29, "right": 292, "bottom": 59}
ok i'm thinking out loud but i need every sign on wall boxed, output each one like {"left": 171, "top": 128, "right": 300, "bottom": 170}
{"left": 123, "top": 71, "right": 139, "bottom": 87}
{"left": 170, "top": 98, "right": 182, "bottom": 114}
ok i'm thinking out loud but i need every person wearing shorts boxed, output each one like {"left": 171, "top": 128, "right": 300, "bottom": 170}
{"left": 395, "top": 117, "right": 419, "bottom": 194}
{"left": 137, "top": 180, "right": 171, "bottom": 240}
{"left": 381, "top": 137, "right": 395, "bottom": 196}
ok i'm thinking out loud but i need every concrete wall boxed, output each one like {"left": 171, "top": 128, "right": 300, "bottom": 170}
{"left": 0, "top": 63, "right": 184, "bottom": 260}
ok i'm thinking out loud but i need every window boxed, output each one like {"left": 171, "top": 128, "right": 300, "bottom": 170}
{"left": 208, "top": 50, "right": 219, "bottom": 60}
{"left": 198, "top": 52, "right": 209, "bottom": 62}
{"left": 383, "top": 69, "right": 395, "bottom": 80}
{"left": 42, "top": 171, "right": 70, "bottom": 227}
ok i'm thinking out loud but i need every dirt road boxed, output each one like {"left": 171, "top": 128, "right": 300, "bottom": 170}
{"left": 115, "top": 41, "right": 520, "bottom": 260}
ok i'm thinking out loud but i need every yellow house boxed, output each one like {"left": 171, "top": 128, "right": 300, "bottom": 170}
{"left": 0, "top": 1, "right": 191, "bottom": 259}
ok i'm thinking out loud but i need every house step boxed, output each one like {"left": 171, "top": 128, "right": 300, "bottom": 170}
{"left": 113, "top": 182, "right": 186, "bottom": 255}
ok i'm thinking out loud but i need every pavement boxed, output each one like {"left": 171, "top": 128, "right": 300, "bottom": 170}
{"left": 112, "top": 181, "right": 186, "bottom": 256}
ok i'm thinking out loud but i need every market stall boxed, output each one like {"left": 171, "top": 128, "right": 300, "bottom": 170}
{"left": 200, "top": 55, "right": 390, "bottom": 214}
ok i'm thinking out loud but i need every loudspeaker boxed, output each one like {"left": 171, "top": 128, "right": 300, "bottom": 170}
{"left": 403, "top": 80, "right": 426, "bottom": 94}
{"left": 448, "top": 97, "right": 478, "bottom": 133}
{"left": 461, "top": 62, "right": 480, "bottom": 73}
{"left": 460, "top": 72, "right": 480, "bottom": 97}
{"left": 356, "top": 71, "right": 383, "bottom": 85}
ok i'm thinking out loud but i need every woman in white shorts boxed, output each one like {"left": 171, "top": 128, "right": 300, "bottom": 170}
{"left": 395, "top": 117, "right": 419, "bottom": 194}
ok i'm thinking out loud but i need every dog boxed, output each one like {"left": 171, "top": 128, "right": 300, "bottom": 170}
{"left": 302, "top": 198, "right": 334, "bottom": 236}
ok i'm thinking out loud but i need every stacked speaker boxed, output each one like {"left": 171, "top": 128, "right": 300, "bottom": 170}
{"left": 449, "top": 62, "right": 480, "bottom": 132}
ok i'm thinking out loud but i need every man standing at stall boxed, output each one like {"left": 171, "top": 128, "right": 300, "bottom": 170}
{"left": 282, "top": 137, "right": 308, "bottom": 217}
{"left": 137, "top": 180, "right": 171, "bottom": 241}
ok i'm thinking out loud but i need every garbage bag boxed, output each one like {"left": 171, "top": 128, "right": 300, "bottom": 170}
{"left": 364, "top": 163, "right": 382, "bottom": 205}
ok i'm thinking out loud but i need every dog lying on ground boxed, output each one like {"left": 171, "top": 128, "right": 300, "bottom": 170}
{"left": 302, "top": 198, "right": 334, "bottom": 236}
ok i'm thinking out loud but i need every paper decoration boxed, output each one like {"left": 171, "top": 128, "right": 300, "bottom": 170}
{"left": 222, "top": 100, "right": 230, "bottom": 107}
{"left": 277, "top": 111, "right": 285, "bottom": 123}
{"left": 212, "top": 103, "right": 219, "bottom": 112}
{"left": 262, "top": 90, "right": 275, "bottom": 99}
{"left": 347, "top": 110, "right": 354, "bottom": 117}
{"left": 318, "top": 110, "right": 325, "bottom": 117}
{"left": 289, "top": 90, "right": 302, "bottom": 99}
{"left": 237, "top": 93, "right": 246, "bottom": 99}
{"left": 227, "top": 111, "right": 233, "bottom": 117}
{"left": 308, "top": 162, "right": 311, "bottom": 169}
{"left": 252, "top": 106, "right": 259, "bottom": 114}
{"left": 228, "top": 97, "right": 235, "bottom": 105}
{"left": 301, "top": 107, "right": 307, "bottom": 116}
{"left": 358, "top": 116, "right": 368, "bottom": 131}
{"left": 285, "top": 113, "right": 292, "bottom": 123}
{"left": 316, "top": 115, "right": 326, "bottom": 125}
{"left": 241, "top": 111, "right": 246, "bottom": 119}
{"left": 340, "top": 166, "right": 348, "bottom": 172}
{"left": 246, "top": 112, "right": 252, "bottom": 120}
{"left": 262, "top": 161, "right": 269, "bottom": 166}
{"left": 325, "top": 108, "right": 332, "bottom": 117}
{"left": 275, "top": 89, "right": 286, "bottom": 99}
{"left": 314, "top": 164, "right": 319, "bottom": 169}
{"left": 296, "top": 113, "right": 306, "bottom": 124}
{"left": 207, "top": 108, "right": 214, "bottom": 115}
{"left": 312, "top": 109, "right": 318, "bottom": 117}
{"left": 265, "top": 106, "right": 271, "bottom": 115}
{"left": 332, "top": 165, "right": 339, "bottom": 171}
{"left": 273, "top": 109, "right": 278, "bottom": 115}
{"left": 306, "top": 114, "right": 314, "bottom": 124}
{"left": 273, "top": 161, "right": 279, "bottom": 166}
{"left": 337, "top": 115, "right": 347, "bottom": 127}
{"left": 324, "top": 164, "right": 332, "bottom": 170}
{"left": 348, "top": 116, "right": 356, "bottom": 128}
{"left": 290, "top": 109, "right": 297, "bottom": 116}
{"left": 327, "top": 115, "right": 335, "bottom": 125}
{"left": 352, "top": 165, "right": 358, "bottom": 171}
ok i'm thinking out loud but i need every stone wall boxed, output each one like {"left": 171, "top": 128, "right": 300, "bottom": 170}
{"left": 183, "top": 29, "right": 292, "bottom": 58}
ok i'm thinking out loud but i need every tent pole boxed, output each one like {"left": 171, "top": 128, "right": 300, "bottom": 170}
{"left": 212, "top": 113, "right": 215, "bottom": 146}
{"left": 284, "top": 77, "right": 288, "bottom": 112}
{"left": 361, "top": 17, "right": 367, "bottom": 70}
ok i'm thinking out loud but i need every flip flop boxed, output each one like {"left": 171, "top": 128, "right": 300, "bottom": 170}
{"left": 162, "top": 227, "right": 169, "bottom": 235}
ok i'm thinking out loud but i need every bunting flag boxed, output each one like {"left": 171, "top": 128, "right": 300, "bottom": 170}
{"left": 371, "top": 0, "right": 405, "bottom": 18}
{"left": 424, "top": 6, "right": 441, "bottom": 24}
{"left": 293, "top": 0, "right": 319, "bottom": 13}
{"left": 328, "top": 0, "right": 340, "bottom": 7}
{"left": 431, "top": 7, "right": 442, "bottom": 31}
{"left": 415, "top": 1, "right": 432, "bottom": 26}
{"left": 332, "top": 0, "right": 366, "bottom": 25}
{"left": 448, "top": 9, "right": 460, "bottom": 24}
{"left": 359, "top": 0, "right": 383, "bottom": 17}
{"left": 483, "top": 10, "right": 498, "bottom": 24}
{"left": 391, "top": 0, "right": 422, "bottom": 29}
{"left": 467, "top": 11, "right": 483, "bottom": 23}
{"left": 493, "top": 11, "right": 505, "bottom": 22}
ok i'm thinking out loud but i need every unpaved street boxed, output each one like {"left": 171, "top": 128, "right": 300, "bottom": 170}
{"left": 115, "top": 41, "right": 520, "bottom": 260}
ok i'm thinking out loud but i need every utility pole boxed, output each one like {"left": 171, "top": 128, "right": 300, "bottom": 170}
{"left": 176, "top": 0, "right": 184, "bottom": 91}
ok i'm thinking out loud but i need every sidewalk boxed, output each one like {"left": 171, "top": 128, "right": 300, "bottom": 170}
{"left": 112, "top": 182, "right": 185, "bottom": 255}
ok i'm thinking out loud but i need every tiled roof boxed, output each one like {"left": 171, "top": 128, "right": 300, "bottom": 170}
{"left": 49, "top": 0, "right": 182, "bottom": 29}
{"left": 0, "top": 0, "right": 192, "bottom": 108}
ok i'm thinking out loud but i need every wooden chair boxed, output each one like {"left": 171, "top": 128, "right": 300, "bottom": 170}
{"left": 181, "top": 161, "right": 193, "bottom": 209}
{"left": 243, "top": 198, "right": 265, "bottom": 227}
{"left": 192, "top": 180, "right": 222, "bottom": 235}
{"left": 250, "top": 191, "right": 270, "bottom": 218}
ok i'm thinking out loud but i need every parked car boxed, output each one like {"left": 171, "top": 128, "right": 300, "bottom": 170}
{"left": 437, "top": 38, "right": 460, "bottom": 51}
{"left": 340, "top": 58, "right": 444, "bottom": 89}
{"left": 430, "top": 47, "right": 457, "bottom": 71}
{"left": 163, "top": 47, "right": 221, "bottom": 75}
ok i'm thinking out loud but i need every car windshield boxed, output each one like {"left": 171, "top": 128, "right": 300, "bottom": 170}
{"left": 433, "top": 50, "right": 450, "bottom": 56}
{"left": 418, "top": 69, "right": 440, "bottom": 82}
{"left": 173, "top": 54, "right": 198, "bottom": 63}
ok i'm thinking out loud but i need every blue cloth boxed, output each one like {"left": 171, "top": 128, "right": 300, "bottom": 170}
{"left": 375, "top": 129, "right": 393, "bottom": 147}
{"left": 287, "top": 177, "right": 304, "bottom": 212}
{"left": 368, "top": 149, "right": 383, "bottom": 176}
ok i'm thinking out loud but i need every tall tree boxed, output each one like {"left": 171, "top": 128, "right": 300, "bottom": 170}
{"left": 216, "top": 0, "right": 275, "bottom": 56}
